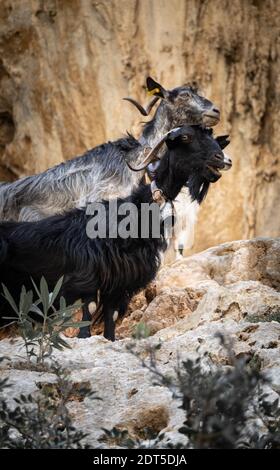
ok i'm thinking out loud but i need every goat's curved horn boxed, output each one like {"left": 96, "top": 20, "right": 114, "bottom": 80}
{"left": 123, "top": 96, "right": 159, "bottom": 116}
{"left": 145, "top": 96, "right": 159, "bottom": 114}
{"left": 126, "top": 127, "right": 183, "bottom": 172}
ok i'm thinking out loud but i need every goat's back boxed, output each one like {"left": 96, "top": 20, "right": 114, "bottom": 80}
{"left": 0, "top": 136, "right": 142, "bottom": 222}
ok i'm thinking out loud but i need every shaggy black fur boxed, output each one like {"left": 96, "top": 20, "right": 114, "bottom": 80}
{"left": 0, "top": 126, "right": 228, "bottom": 341}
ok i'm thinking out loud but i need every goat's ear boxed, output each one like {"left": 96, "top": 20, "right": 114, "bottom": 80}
{"left": 146, "top": 77, "right": 168, "bottom": 98}
{"left": 216, "top": 135, "right": 230, "bottom": 150}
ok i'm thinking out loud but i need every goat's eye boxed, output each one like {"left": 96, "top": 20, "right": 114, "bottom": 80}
{"left": 181, "top": 135, "right": 192, "bottom": 143}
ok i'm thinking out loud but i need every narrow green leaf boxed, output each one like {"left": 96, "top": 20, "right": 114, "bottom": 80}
{"left": 51, "top": 335, "right": 71, "bottom": 349}
{"left": 40, "top": 276, "right": 50, "bottom": 314}
{"left": 49, "top": 276, "right": 64, "bottom": 306}
{"left": 29, "top": 304, "right": 45, "bottom": 318}
{"left": 31, "top": 278, "right": 41, "bottom": 299}
{"left": 19, "top": 285, "right": 27, "bottom": 314}
{"left": 59, "top": 296, "right": 67, "bottom": 312}
{"left": 1, "top": 284, "right": 19, "bottom": 314}
{"left": 20, "top": 289, "right": 33, "bottom": 315}
{"left": 62, "top": 321, "right": 92, "bottom": 329}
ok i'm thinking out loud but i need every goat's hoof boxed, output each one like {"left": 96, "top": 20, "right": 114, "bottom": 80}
{"left": 78, "top": 328, "right": 91, "bottom": 339}
{"left": 104, "top": 335, "right": 116, "bottom": 342}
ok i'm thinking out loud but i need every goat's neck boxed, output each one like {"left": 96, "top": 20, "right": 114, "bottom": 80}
{"left": 131, "top": 174, "right": 187, "bottom": 205}
{"left": 155, "top": 173, "right": 187, "bottom": 201}
{"left": 139, "top": 106, "right": 174, "bottom": 147}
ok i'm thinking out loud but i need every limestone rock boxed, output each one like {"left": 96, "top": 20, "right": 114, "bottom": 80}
{"left": 1, "top": 320, "right": 279, "bottom": 447}
{"left": 1, "top": 238, "right": 280, "bottom": 447}
{"left": 157, "top": 238, "right": 280, "bottom": 291}
{"left": 118, "top": 288, "right": 196, "bottom": 338}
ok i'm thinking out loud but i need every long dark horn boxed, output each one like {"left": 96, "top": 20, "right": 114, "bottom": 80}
{"left": 123, "top": 96, "right": 159, "bottom": 116}
{"left": 146, "top": 96, "right": 160, "bottom": 114}
{"left": 126, "top": 128, "right": 182, "bottom": 172}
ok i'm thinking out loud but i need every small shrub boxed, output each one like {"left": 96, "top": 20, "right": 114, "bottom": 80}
{"left": 248, "top": 311, "right": 280, "bottom": 323}
{"left": 2, "top": 277, "right": 91, "bottom": 365}
{"left": 0, "top": 361, "right": 98, "bottom": 449}
{"left": 102, "top": 335, "right": 280, "bottom": 449}
{"left": 132, "top": 322, "right": 151, "bottom": 340}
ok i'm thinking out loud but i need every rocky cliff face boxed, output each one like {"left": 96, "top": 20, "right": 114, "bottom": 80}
{"left": 0, "top": 0, "right": 279, "bottom": 251}
{"left": 1, "top": 237, "right": 280, "bottom": 446}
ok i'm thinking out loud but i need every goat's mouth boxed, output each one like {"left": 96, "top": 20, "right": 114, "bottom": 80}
{"left": 203, "top": 114, "right": 220, "bottom": 127}
{"left": 202, "top": 111, "right": 220, "bottom": 127}
{"left": 206, "top": 165, "right": 222, "bottom": 180}
{"left": 223, "top": 162, "right": 232, "bottom": 171}
{"left": 221, "top": 154, "right": 232, "bottom": 171}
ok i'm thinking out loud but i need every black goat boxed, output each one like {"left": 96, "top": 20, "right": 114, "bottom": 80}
{"left": 0, "top": 126, "right": 229, "bottom": 341}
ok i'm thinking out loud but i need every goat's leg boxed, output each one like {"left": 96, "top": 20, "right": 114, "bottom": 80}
{"left": 103, "top": 306, "right": 116, "bottom": 342}
{"left": 103, "top": 298, "right": 129, "bottom": 341}
{"left": 78, "top": 298, "right": 95, "bottom": 339}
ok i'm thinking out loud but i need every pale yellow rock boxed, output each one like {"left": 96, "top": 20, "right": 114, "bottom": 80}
{"left": 0, "top": 1, "right": 279, "bottom": 251}
{"left": 157, "top": 238, "right": 280, "bottom": 291}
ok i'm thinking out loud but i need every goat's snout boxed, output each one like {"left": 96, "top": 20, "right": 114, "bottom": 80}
{"left": 212, "top": 107, "right": 220, "bottom": 116}
{"left": 211, "top": 153, "right": 225, "bottom": 169}
{"left": 205, "top": 151, "right": 228, "bottom": 181}
{"left": 202, "top": 106, "right": 220, "bottom": 126}
{"left": 222, "top": 153, "right": 232, "bottom": 171}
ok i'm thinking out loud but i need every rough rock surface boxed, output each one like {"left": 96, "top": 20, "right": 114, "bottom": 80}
{"left": 0, "top": 237, "right": 280, "bottom": 447}
{"left": 0, "top": 1, "right": 279, "bottom": 251}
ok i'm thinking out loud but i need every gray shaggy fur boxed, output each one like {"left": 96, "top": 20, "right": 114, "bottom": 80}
{"left": 0, "top": 78, "right": 220, "bottom": 222}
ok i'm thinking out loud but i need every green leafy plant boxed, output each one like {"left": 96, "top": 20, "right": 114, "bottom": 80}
{"left": 248, "top": 311, "right": 280, "bottom": 323}
{"left": 102, "top": 335, "right": 280, "bottom": 449}
{"left": 2, "top": 277, "right": 91, "bottom": 365}
{"left": 100, "top": 425, "right": 165, "bottom": 449}
{"left": 172, "top": 337, "right": 280, "bottom": 449}
{"left": 0, "top": 361, "right": 97, "bottom": 449}
{"left": 132, "top": 322, "right": 151, "bottom": 340}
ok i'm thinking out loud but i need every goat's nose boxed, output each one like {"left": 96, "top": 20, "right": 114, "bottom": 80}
{"left": 212, "top": 107, "right": 220, "bottom": 115}
{"left": 223, "top": 153, "right": 233, "bottom": 170}
{"left": 215, "top": 153, "right": 224, "bottom": 160}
